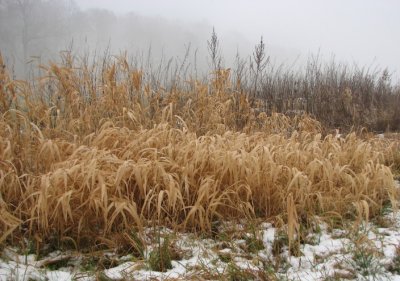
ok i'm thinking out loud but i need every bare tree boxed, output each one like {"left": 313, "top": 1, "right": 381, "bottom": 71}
{"left": 0, "top": 0, "right": 77, "bottom": 76}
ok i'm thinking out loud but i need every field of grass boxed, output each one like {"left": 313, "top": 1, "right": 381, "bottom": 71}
{"left": 0, "top": 49, "right": 400, "bottom": 280}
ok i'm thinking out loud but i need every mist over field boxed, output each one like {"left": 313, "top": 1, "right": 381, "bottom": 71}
{"left": 1, "top": 0, "right": 400, "bottom": 82}
{"left": 2, "top": 2, "right": 400, "bottom": 280}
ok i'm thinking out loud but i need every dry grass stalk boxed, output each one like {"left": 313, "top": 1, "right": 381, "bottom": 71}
{"left": 0, "top": 54, "right": 398, "bottom": 251}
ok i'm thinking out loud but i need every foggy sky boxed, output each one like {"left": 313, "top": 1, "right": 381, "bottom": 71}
{"left": 77, "top": 0, "right": 400, "bottom": 81}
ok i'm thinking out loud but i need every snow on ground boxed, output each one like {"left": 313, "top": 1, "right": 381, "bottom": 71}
{"left": 1, "top": 183, "right": 400, "bottom": 280}
{"left": 1, "top": 220, "right": 400, "bottom": 281}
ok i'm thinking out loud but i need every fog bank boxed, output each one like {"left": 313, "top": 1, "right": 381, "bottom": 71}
{"left": 1, "top": 0, "right": 399, "bottom": 82}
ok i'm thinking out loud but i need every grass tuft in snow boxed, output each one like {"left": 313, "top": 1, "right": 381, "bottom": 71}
{"left": 147, "top": 235, "right": 173, "bottom": 272}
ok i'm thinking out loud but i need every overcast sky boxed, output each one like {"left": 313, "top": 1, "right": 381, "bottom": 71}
{"left": 77, "top": 0, "right": 400, "bottom": 81}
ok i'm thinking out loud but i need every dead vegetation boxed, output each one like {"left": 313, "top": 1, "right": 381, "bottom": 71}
{"left": 0, "top": 51, "right": 399, "bottom": 253}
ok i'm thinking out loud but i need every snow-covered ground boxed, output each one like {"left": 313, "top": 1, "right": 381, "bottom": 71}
{"left": 1, "top": 183, "right": 400, "bottom": 281}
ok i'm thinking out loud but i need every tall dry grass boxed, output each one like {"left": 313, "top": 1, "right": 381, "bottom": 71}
{"left": 0, "top": 52, "right": 398, "bottom": 251}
